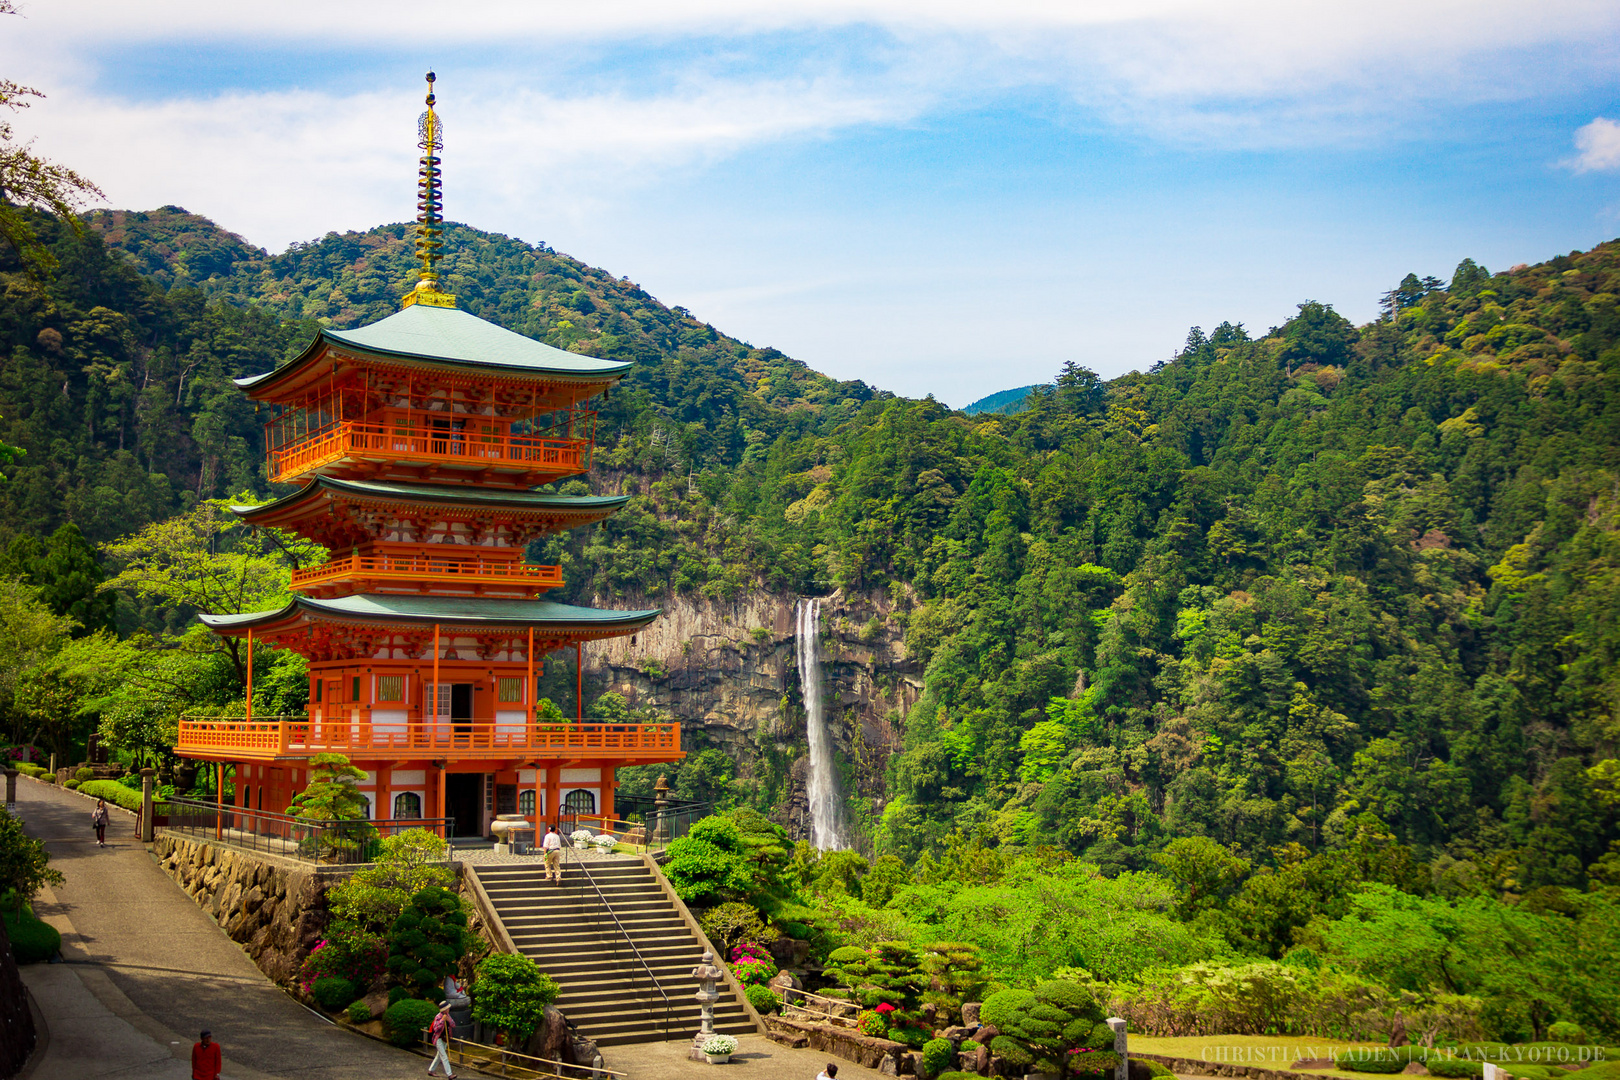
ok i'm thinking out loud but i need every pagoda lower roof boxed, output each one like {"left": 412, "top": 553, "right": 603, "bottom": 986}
{"left": 236, "top": 304, "right": 630, "bottom": 398}
{"left": 199, "top": 594, "right": 659, "bottom": 637}
{"left": 232, "top": 477, "right": 628, "bottom": 526}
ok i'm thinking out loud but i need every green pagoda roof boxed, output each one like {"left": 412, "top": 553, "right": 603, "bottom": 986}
{"left": 199, "top": 594, "right": 660, "bottom": 633}
{"left": 235, "top": 303, "right": 630, "bottom": 392}
{"left": 231, "top": 477, "right": 628, "bottom": 520}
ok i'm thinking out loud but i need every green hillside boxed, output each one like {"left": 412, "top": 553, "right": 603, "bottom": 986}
{"left": 962, "top": 383, "right": 1042, "bottom": 415}
{"left": 4, "top": 210, "right": 1619, "bottom": 901}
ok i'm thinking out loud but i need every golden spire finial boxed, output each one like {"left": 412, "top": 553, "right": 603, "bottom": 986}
{"left": 403, "top": 70, "right": 456, "bottom": 309}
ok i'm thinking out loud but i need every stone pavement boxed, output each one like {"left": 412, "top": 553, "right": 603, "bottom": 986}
{"left": 12, "top": 778, "right": 886, "bottom": 1080}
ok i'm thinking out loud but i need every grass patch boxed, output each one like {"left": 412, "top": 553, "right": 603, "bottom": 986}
{"left": 3, "top": 903, "right": 61, "bottom": 963}
{"left": 1131, "top": 1035, "right": 1389, "bottom": 1079}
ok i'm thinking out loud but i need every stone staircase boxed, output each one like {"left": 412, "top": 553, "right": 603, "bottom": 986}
{"left": 472, "top": 859, "right": 756, "bottom": 1047}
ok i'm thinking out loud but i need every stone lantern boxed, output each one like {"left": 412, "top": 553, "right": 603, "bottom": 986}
{"left": 689, "top": 949, "right": 724, "bottom": 1060}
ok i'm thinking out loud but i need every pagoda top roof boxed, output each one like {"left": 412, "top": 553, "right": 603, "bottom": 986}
{"left": 200, "top": 594, "right": 659, "bottom": 635}
{"left": 233, "top": 476, "right": 629, "bottom": 521}
{"left": 235, "top": 303, "right": 630, "bottom": 396}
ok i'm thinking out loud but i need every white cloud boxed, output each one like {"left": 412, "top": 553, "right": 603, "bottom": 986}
{"left": 1566, "top": 117, "right": 1620, "bottom": 174}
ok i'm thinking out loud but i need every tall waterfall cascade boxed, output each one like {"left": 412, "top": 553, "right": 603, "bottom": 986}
{"left": 796, "top": 597, "right": 848, "bottom": 850}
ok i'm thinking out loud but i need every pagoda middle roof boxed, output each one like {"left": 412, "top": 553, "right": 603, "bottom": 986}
{"left": 232, "top": 477, "right": 629, "bottom": 522}
{"left": 235, "top": 303, "right": 631, "bottom": 395}
{"left": 200, "top": 594, "right": 660, "bottom": 635}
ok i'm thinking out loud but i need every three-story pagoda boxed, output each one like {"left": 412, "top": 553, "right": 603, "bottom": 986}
{"left": 181, "top": 74, "right": 679, "bottom": 838}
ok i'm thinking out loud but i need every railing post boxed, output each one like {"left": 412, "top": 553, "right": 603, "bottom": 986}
{"left": 140, "top": 767, "right": 155, "bottom": 843}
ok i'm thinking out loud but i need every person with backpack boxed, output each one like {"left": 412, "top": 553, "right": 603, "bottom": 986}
{"left": 91, "top": 798, "right": 109, "bottom": 847}
{"left": 427, "top": 1001, "right": 457, "bottom": 1079}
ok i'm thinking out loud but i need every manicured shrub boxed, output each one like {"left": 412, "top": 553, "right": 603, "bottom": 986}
{"left": 1427, "top": 1059, "right": 1486, "bottom": 1078}
{"left": 1068, "top": 1051, "right": 1122, "bottom": 1077}
{"left": 701, "top": 902, "right": 771, "bottom": 953}
{"left": 40, "top": 775, "right": 55, "bottom": 784}
{"left": 312, "top": 977, "right": 358, "bottom": 1011}
{"left": 78, "top": 780, "right": 165, "bottom": 816}
{"left": 921, "top": 1038, "right": 955, "bottom": 1078}
{"left": 730, "top": 942, "right": 778, "bottom": 986}
{"left": 745, "top": 984, "right": 780, "bottom": 1015}
{"left": 346, "top": 999, "right": 372, "bottom": 1024}
{"left": 387, "top": 986, "right": 413, "bottom": 1006}
{"left": 1335, "top": 1049, "right": 1409, "bottom": 1074}
{"left": 1137, "top": 1059, "right": 1176, "bottom": 1078}
{"left": 15, "top": 764, "right": 44, "bottom": 778}
{"left": 75, "top": 768, "right": 94, "bottom": 782}
{"left": 385, "top": 886, "right": 469, "bottom": 1001}
{"left": 383, "top": 997, "right": 438, "bottom": 1047}
{"left": 857, "top": 1009, "right": 888, "bottom": 1038}
{"left": 938, "top": 1073, "right": 979, "bottom": 1080}
{"left": 470, "top": 953, "right": 559, "bottom": 1045}
{"left": 990, "top": 1035, "right": 1035, "bottom": 1068}
{"left": 64, "top": 780, "right": 78, "bottom": 790}
{"left": 890, "top": 1024, "right": 929, "bottom": 1048}
{"left": 3, "top": 905, "right": 60, "bottom": 963}
{"left": 961, "top": 1039, "right": 982, "bottom": 1053}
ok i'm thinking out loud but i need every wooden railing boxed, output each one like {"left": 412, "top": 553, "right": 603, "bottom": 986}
{"left": 268, "top": 421, "right": 591, "bottom": 482}
{"left": 175, "top": 716, "right": 682, "bottom": 760}
{"left": 289, "top": 554, "right": 563, "bottom": 593}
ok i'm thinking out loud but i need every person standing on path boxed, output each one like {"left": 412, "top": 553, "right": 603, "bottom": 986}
{"left": 426, "top": 1002, "right": 457, "bottom": 1079}
{"left": 191, "top": 1030, "right": 222, "bottom": 1080}
{"left": 91, "top": 798, "right": 109, "bottom": 847}
{"left": 541, "top": 825, "right": 562, "bottom": 883}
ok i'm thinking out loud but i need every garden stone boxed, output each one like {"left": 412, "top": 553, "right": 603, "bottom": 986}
{"left": 360, "top": 990, "right": 388, "bottom": 1019}
{"left": 960, "top": 1002, "right": 982, "bottom": 1026}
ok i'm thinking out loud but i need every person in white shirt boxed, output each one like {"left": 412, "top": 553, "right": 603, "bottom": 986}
{"left": 816, "top": 1064, "right": 839, "bottom": 1080}
{"left": 541, "top": 825, "right": 563, "bottom": 882}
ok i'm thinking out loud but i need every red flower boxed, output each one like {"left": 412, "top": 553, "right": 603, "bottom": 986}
{"left": 875, "top": 1003, "right": 895, "bottom": 1014}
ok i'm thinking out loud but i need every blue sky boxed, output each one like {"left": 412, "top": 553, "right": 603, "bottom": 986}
{"left": 5, "top": 2, "right": 1619, "bottom": 406}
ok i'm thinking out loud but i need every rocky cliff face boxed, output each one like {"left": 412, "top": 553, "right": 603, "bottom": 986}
{"left": 587, "top": 587, "right": 921, "bottom": 843}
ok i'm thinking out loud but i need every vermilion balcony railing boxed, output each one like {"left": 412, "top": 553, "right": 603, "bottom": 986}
{"left": 175, "top": 716, "right": 683, "bottom": 762}
{"left": 268, "top": 421, "right": 592, "bottom": 483}
{"left": 289, "top": 554, "right": 563, "bottom": 594}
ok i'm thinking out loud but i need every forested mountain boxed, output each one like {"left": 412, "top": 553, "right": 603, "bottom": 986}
{"left": 962, "top": 384, "right": 1040, "bottom": 415}
{"left": 3, "top": 207, "right": 1619, "bottom": 905}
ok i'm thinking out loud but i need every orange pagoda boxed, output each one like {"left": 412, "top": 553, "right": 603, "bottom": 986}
{"left": 180, "top": 73, "right": 680, "bottom": 838}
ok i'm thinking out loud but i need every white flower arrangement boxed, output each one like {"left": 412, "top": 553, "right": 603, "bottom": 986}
{"left": 592, "top": 833, "right": 617, "bottom": 850}
{"left": 701, "top": 1034, "right": 737, "bottom": 1056}
{"left": 570, "top": 829, "right": 594, "bottom": 845}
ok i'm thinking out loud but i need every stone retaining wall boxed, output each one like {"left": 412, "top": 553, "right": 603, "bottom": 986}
{"left": 1134, "top": 1053, "right": 1330, "bottom": 1080}
{"left": 152, "top": 833, "right": 347, "bottom": 986}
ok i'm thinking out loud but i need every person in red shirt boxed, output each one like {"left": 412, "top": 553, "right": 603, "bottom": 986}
{"left": 191, "top": 1030, "right": 221, "bottom": 1080}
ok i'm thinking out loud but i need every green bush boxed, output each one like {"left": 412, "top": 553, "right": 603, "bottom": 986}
{"left": 387, "top": 986, "right": 413, "bottom": 1006}
{"left": 1428, "top": 1059, "right": 1486, "bottom": 1078}
{"left": 990, "top": 1035, "right": 1035, "bottom": 1068}
{"left": 383, "top": 998, "right": 438, "bottom": 1047}
{"left": 385, "top": 887, "right": 469, "bottom": 1001}
{"left": 857, "top": 1009, "right": 888, "bottom": 1038}
{"left": 3, "top": 904, "right": 60, "bottom": 963}
{"left": 890, "top": 1025, "right": 929, "bottom": 1049}
{"left": 745, "top": 984, "right": 780, "bottom": 1015}
{"left": 961, "top": 1039, "right": 982, "bottom": 1053}
{"left": 470, "top": 953, "right": 559, "bottom": 1045}
{"left": 1137, "top": 1059, "right": 1175, "bottom": 1079}
{"left": 346, "top": 1000, "right": 372, "bottom": 1024}
{"left": 15, "top": 764, "right": 44, "bottom": 778}
{"left": 938, "top": 1073, "right": 980, "bottom": 1080}
{"left": 40, "top": 775, "right": 55, "bottom": 784}
{"left": 1070, "top": 1051, "right": 1122, "bottom": 1077}
{"left": 921, "top": 1038, "right": 955, "bottom": 1078}
{"left": 312, "top": 977, "right": 358, "bottom": 1011}
{"left": 74, "top": 768, "right": 94, "bottom": 782}
{"left": 64, "top": 779, "right": 78, "bottom": 790}
{"left": 1335, "top": 1049, "right": 1406, "bottom": 1073}
{"left": 78, "top": 780, "right": 165, "bottom": 815}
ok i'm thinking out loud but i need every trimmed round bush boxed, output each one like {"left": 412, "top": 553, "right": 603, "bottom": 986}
{"left": 1137, "top": 1059, "right": 1176, "bottom": 1079}
{"left": 827, "top": 945, "right": 869, "bottom": 965}
{"left": 938, "top": 1073, "right": 981, "bottom": 1080}
{"left": 75, "top": 768, "right": 95, "bottom": 782}
{"left": 1335, "top": 1050, "right": 1408, "bottom": 1074}
{"left": 383, "top": 998, "right": 438, "bottom": 1047}
{"left": 1428, "top": 1059, "right": 1486, "bottom": 1078}
{"left": 990, "top": 1034, "right": 1035, "bottom": 1068}
{"left": 346, "top": 1000, "right": 372, "bottom": 1024}
{"left": 745, "top": 984, "right": 780, "bottom": 1015}
{"left": 857, "top": 1009, "right": 888, "bottom": 1038}
{"left": 312, "top": 976, "right": 359, "bottom": 1011}
{"left": 921, "top": 1038, "right": 955, "bottom": 1078}
{"left": 386, "top": 986, "right": 413, "bottom": 1006}
{"left": 41, "top": 775, "right": 55, "bottom": 784}
{"left": 961, "top": 1039, "right": 983, "bottom": 1053}
{"left": 891, "top": 1025, "right": 929, "bottom": 1049}
{"left": 64, "top": 779, "right": 79, "bottom": 790}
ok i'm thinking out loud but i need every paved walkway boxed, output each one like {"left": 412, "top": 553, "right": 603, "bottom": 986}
{"left": 14, "top": 780, "right": 427, "bottom": 1080}
{"left": 11, "top": 778, "right": 884, "bottom": 1080}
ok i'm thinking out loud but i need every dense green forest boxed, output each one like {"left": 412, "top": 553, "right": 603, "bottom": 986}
{"left": 3, "top": 206, "right": 1620, "bottom": 1039}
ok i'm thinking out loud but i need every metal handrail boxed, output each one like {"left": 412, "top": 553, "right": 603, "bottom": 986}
{"left": 161, "top": 797, "right": 454, "bottom": 864}
{"left": 437, "top": 1034, "right": 625, "bottom": 1079}
{"left": 563, "top": 838, "right": 674, "bottom": 1038}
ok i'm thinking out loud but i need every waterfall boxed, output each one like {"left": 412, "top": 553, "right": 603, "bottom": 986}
{"left": 796, "top": 597, "right": 847, "bottom": 850}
